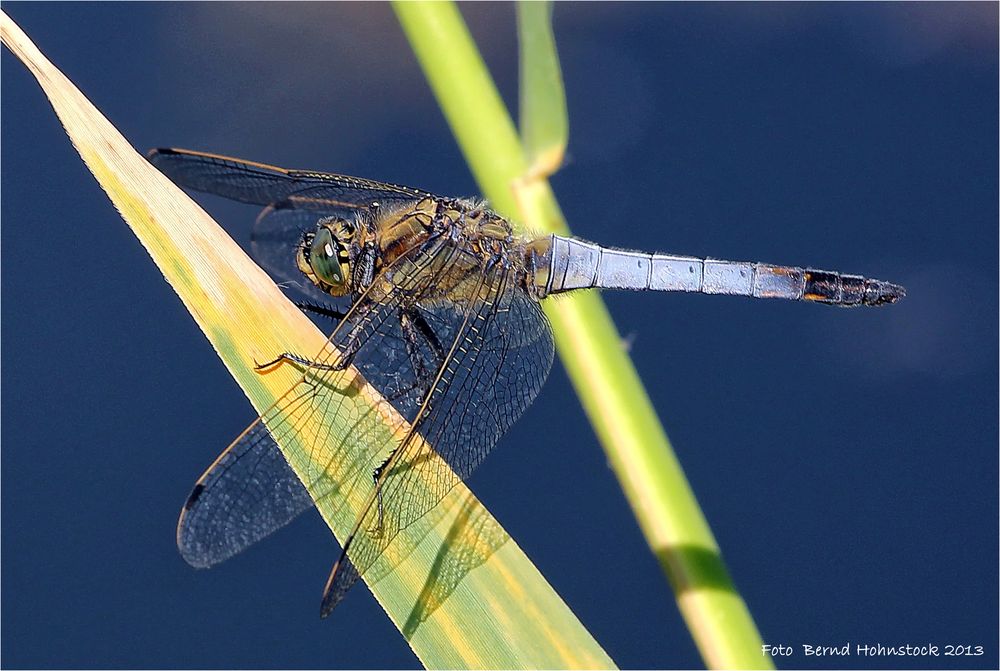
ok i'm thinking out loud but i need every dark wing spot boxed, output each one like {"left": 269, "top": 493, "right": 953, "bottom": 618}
{"left": 184, "top": 483, "right": 205, "bottom": 510}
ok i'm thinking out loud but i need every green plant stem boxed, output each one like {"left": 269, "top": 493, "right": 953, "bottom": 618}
{"left": 394, "top": 2, "right": 772, "bottom": 668}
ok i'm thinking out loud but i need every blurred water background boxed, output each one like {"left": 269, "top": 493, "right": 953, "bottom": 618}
{"left": 2, "top": 3, "right": 997, "bottom": 669}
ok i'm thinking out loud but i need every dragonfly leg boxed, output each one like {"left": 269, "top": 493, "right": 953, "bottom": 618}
{"left": 368, "top": 450, "right": 397, "bottom": 537}
{"left": 393, "top": 307, "right": 447, "bottom": 405}
{"left": 356, "top": 306, "right": 445, "bottom": 537}
{"left": 295, "top": 300, "right": 348, "bottom": 322}
{"left": 254, "top": 352, "right": 350, "bottom": 373}
{"left": 399, "top": 307, "right": 446, "bottom": 383}
{"left": 362, "top": 307, "right": 444, "bottom": 538}
{"left": 256, "top": 310, "right": 368, "bottom": 373}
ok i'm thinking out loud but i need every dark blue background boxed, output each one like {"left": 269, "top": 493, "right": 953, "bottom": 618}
{"left": 3, "top": 3, "right": 997, "bottom": 669}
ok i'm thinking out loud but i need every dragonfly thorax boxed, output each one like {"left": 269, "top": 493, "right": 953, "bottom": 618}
{"left": 365, "top": 196, "right": 519, "bottom": 271}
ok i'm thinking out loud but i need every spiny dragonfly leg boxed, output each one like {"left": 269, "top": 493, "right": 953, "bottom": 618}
{"left": 363, "top": 307, "right": 444, "bottom": 538}
{"left": 295, "top": 301, "right": 348, "bottom": 322}
{"left": 400, "top": 307, "right": 446, "bottom": 380}
{"left": 363, "top": 373, "right": 433, "bottom": 539}
{"left": 256, "top": 307, "right": 369, "bottom": 374}
{"left": 254, "top": 352, "right": 350, "bottom": 373}
{"left": 261, "top": 300, "right": 348, "bottom": 373}
{"left": 254, "top": 331, "right": 364, "bottom": 374}
{"left": 368, "top": 450, "right": 397, "bottom": 537}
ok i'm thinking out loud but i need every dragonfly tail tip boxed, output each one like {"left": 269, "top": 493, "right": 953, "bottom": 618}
{"left": 866, "top": 279, "right": 906, "bottom": 306}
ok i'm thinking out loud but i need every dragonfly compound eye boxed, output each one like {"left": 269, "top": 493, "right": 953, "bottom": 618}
{"left": 309, "top": 227, "right": 348, "bottom": 288}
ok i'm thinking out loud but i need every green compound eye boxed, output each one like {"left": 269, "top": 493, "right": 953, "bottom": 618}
{"left": 309, "top": 227, "right": 346, "bottom": 286}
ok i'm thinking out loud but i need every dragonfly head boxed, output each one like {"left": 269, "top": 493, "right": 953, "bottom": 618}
{"left": 297, "top": 217, "right": 355, "bottom": 297}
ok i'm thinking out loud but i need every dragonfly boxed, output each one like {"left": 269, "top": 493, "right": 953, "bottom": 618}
{"left": 148, "top": 147, "right": 905, "bottom": 617}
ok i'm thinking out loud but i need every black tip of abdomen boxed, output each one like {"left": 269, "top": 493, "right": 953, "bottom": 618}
{"left": 863, "top": 279, "right": 906, "bottom": 306}
{"left": 804, "top": 270, "right": 905, "bottom": 307}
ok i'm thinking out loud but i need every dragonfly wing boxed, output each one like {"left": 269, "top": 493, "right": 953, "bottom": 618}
{"left": 320, "top": 260, "right": 555, "bottom": 614}
{"left": 147, "top": 147, "right": 434, "bottom": 209}
{"left": 198, "top": 236, "right": 470, "bottom": 598}
{"left": 184, "top": 229, "right": 553, "bottom": 611}
{"left": 149, "top": 147, "right": 436, "bottom": 313}
{"left": 177, "top": 421, "right": 316, "bottom": 568}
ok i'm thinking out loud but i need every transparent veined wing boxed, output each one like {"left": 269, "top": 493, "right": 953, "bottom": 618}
{"left": 176, "top": 231, "right": 554, "bottom": 616}
{"left": 148, "top": 147, "right": 434, "bottom": 308}
{"left": 147, "top": 147, "right": 433, "bottom": 210}
{"left": 177, "top": 423, "right": 314, "bottom": 568}
{"left": 174, "top": 235, "right": 459, "bottom": 569}
{"left": 320, "top": 255, "right": 555, "bottom": 614}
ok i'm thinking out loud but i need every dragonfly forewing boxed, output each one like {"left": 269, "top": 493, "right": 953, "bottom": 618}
{"left": 148, "top": 147, "right": 432, "bottom": 209}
